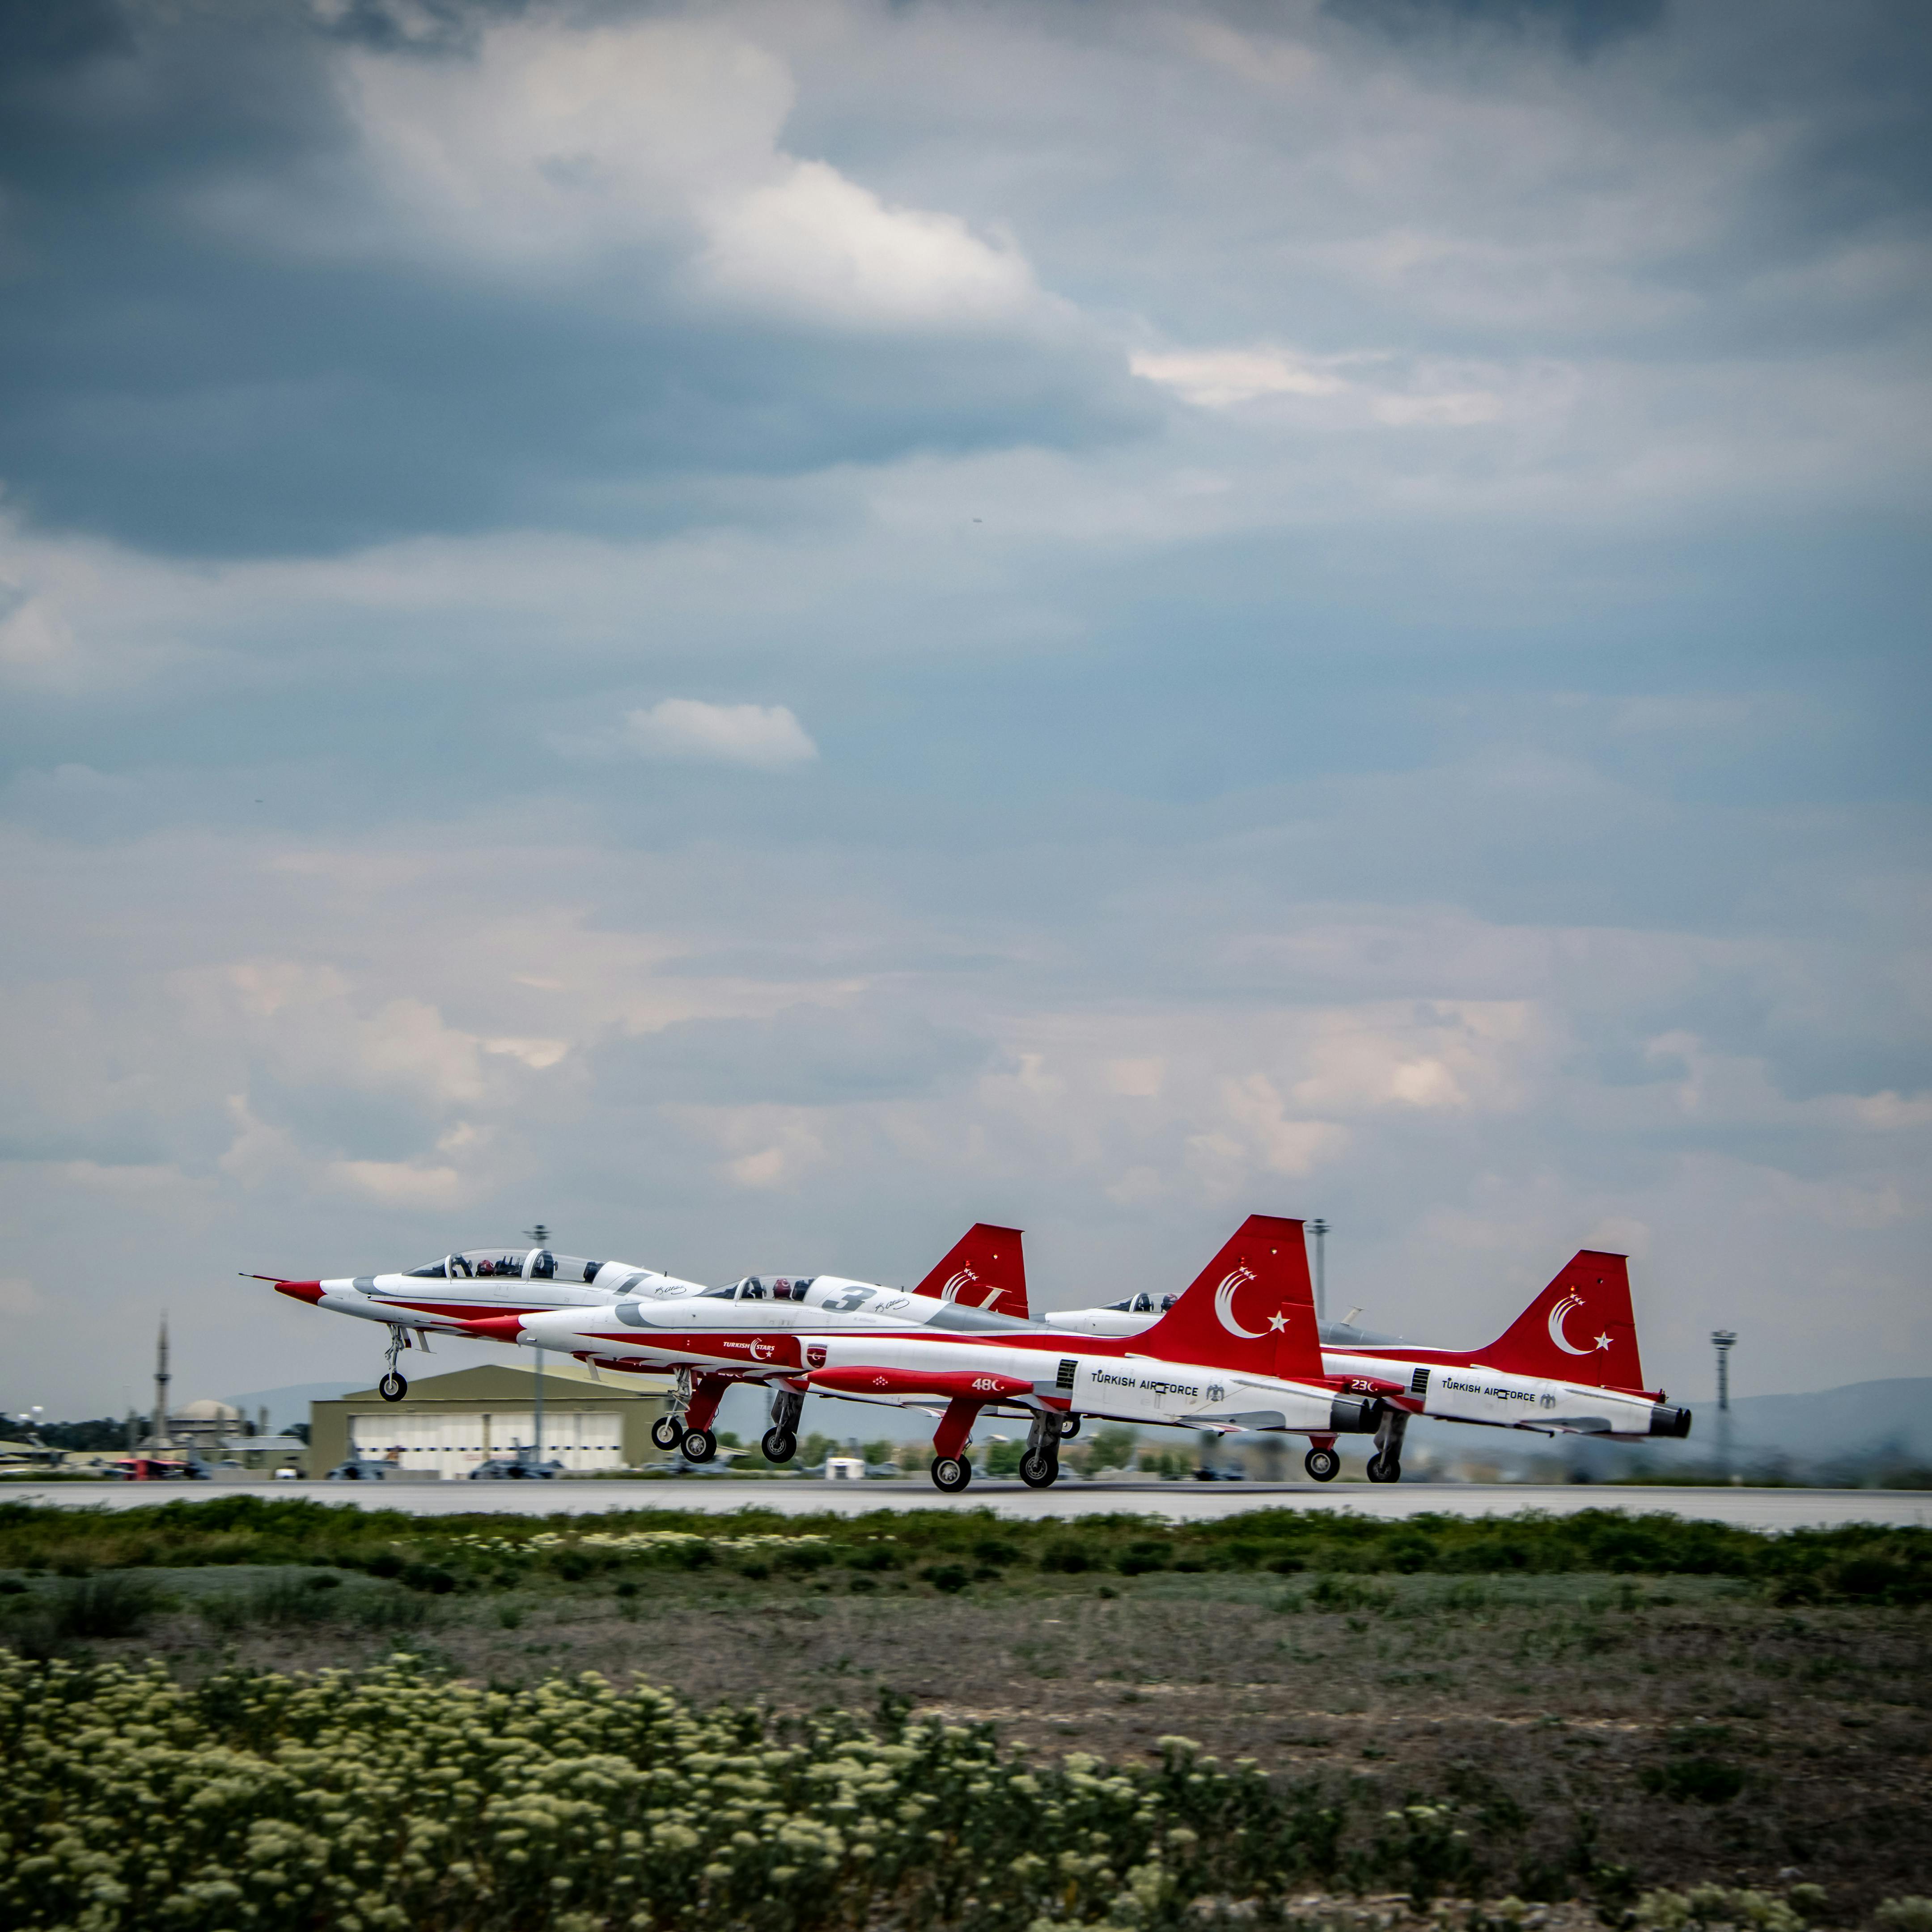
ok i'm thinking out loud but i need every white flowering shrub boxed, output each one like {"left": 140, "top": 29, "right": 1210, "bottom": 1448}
{"left": 0, "top": 1657, "right": 1337, "bottom": 1932}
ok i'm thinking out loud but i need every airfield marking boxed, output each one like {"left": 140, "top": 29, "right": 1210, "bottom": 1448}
{"left": 4, "top": 1479, "right": 1926, "bottom": 1530}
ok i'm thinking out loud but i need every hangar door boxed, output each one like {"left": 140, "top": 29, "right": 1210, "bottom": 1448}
{"left": 350, "top": 1409, "right": 624, "bottom": 1478}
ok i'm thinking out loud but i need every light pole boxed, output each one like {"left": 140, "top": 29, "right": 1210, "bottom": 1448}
{"left": 1712, "top": 1330, "right": 1737, "bottom": 1475}
{"left": 525, "top": 1225, "right": 550, "bottom": 1470}
{"left": 1309, "top": 1219, "right": 1329, "bottom": 1324}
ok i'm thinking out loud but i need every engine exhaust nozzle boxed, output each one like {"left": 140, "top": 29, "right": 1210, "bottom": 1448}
{"left": 1326, "top": 1396, "right": 1381, "bottom": 1435}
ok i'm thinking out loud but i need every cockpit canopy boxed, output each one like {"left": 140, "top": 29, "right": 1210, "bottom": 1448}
{"left": 1101, "top": 1292, "right": 1178, "bottom": 1314}
{"left": 407, "top": 1249, "right": 606, "bottom": 1284}
{"left": 701, "top": 1275, "right": 819, "bottom": 1301}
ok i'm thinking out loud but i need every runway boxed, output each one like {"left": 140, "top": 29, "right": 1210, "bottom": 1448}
{"left": 4, "top": 1479, "right": 1926, "bottom": 1531}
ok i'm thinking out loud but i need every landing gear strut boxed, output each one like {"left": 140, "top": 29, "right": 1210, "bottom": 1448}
{"left": 675, "top": 1371, "right": 730, "bottom": 1465}
{"left": 378, "top": 1326, "right": 410, "bottom": 1403}
{"left": 927, "top": 1395, "right": 981, "bottom": 1493}
{"left": 1019, "top": 1409, "right": 1062, "bottom": 1488}
{"left": 1365, "top": 1409, "right": 1408, "bottom": 1484}
{"left": 761, "top": 1386, "right": 804, "bottom": 1465}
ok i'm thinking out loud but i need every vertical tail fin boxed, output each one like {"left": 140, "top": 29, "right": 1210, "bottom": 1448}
{"left": 1474, "top": 1250, "right": 1646, "bottom": 1390}
{"left": 1133, "top": 1215, "right": 1323, "bottom": 1380}
{"left": 912, "top": 1223, "right": 1028, "bottom": 1319}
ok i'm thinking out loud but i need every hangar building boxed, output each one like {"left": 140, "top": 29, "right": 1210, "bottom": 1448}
{"left": 309, "top": 1363, "right": 668, "bottom": 1479}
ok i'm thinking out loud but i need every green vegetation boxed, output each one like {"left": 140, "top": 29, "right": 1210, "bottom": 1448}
{"left": 2, "top": 1649, "right": 1900, "bottom": 1932}
{"left": 2, "top": 1499, "right": 1926, "bottom": 1926}
{"left": 0, "top": 1496, "right": 1925, "bottom": 1603}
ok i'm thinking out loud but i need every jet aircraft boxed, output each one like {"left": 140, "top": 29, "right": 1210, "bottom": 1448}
{"left": 1038, "top": 1249, "right": 1692, "bottom": 1480}
{"left": 459, "top": 1215, "right": 1381, "bottom": 1490}
{"left": 258, "top": 1223, "right": 1026, "bottom": 1429}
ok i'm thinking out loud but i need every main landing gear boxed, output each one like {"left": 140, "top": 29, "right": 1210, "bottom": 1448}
{"left": 1304, "top": 1443, "right": 1340, "bottom": 1483}
{"left": 1365, "top": 1409, "right": 1408, "bottom": 1484}
{"left": 378, "top": 1325, "right": 411, "bottom": 1403}
{"left": 760, "top": 1387, "right": 804, "bottom": 1466}
{"left": 926, "top": 1394, "right": 985, "bottom": 1493}
{"left": 657, "top": 1369, "right": 731, "bottom": 1464}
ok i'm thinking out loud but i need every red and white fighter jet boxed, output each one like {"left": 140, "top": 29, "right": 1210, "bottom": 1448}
{"left": 462, "top": 1215, "right": 1381, "bottom": 1490}
{"left": 1043, "top": 1248, "right": 1692, "bottom": 1480}
{"left": 258, "top": 1222, "right": 1028, "bottom": 1439}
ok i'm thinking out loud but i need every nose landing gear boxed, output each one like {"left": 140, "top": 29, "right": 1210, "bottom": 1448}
{"left": 1364, "top": 1409, "right": 1408, "bottom": 1484}
{"left": 1018, "top": 1409, "right": 1063, "bottom": 1488}
{"left": 378, "top": 1326, "right": 411, "bottom": 1403}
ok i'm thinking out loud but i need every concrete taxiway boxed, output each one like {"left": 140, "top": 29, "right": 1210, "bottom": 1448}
{"left": 3, "top": 1479, "right": 1925, "bottom": 1531}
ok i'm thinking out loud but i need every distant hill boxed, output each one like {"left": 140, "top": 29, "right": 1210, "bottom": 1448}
{"left": 225, "top": 1383, "right": 358, "bottom": 1434}
{"left": 1722, "top": 1378, "right": 1932, "bottom": 1463}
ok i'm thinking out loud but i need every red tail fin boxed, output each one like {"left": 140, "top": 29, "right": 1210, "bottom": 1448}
{"left": 1474, "top": 1250, "right": 1645, "bottom": 1390}
{"left": 912, "top": 1223, "right": 1028, "bottom": 1319}
{"left": 1133, "top": 1215, "right": 1322, "bottom": 1380}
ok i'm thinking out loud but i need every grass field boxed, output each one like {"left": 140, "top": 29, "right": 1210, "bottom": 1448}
{"left": 2, "top": 1498, "right": 1927, "bottom": 1931}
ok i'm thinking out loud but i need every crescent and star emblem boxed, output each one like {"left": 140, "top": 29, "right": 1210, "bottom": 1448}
{"left": 1546, "top": 1291, "right": 1602, "bottom": 1356}
{"left": 940, "top": 1267, "right": 995, "bottom": 1308}
{"left": 1213, "top": 1264, "right": 1267, "bottom": 1338}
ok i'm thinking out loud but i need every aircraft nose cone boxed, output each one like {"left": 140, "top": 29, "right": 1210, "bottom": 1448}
{"left": 274, "top": 1280, "right": 325, "bottom": 1305}
{"left": 463, "top": 1314, "right": 528, "bottom": 1344}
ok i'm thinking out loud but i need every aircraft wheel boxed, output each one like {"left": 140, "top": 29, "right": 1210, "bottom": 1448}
{"left": 929, "top": 1454, "right": 972, "bottom": 1494}
{"left": 650, "top": 1415, "right": 683, "bottom": 1451}
{"left": 1364, "top": 1453, "right": 1402, "bottom": 1484}
{"left": 1304, "top": 1447, "right": 1339, "bottom": 1482}
{"left": 1058, "top": 1414, "right": 1081, "bottom": 1440}
{"left": 378, "top": 1373, "right": 407, "bottom": 1403}
{"left": 1018, "top": 1449, "right": 1059, "bottom": 1489}
{"left": 681, "top": 1428, "right": 718, "bottom": 1465}
{"left": 761, "top": 1428, "right": 797, "bottom": 1464}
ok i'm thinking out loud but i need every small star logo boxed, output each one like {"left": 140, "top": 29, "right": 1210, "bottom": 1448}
{"left": 1267, "top": 1311, "right": 1289, "bottom": 1332}
{"left": 1594, "top": 1334, "right": 1612, "bottom": 1351}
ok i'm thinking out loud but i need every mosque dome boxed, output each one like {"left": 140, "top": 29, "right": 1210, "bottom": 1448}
{"left": 175, "top": 1398, "right": 242, "bottom": 1421}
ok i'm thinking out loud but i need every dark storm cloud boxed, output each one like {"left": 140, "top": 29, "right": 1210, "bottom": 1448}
{"left": 0, "top": 0, "right": 1146, "bottom": 557}
{"left": 1321, "top": 0, "right": 1664, "bottom": 58}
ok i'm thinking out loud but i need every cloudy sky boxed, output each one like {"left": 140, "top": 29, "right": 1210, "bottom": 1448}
{"left": 2, "top": 0, "right": 1928, "bottom": 1422}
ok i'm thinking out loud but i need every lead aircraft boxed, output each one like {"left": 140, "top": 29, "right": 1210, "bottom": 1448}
{"left": 259, "top": 1222, "right": 1028, "bottom": 1433}
{"left": 1044, "top": 1249, "right": 1692, "bottom": 1480}
{"left": 456, "top": 1215, "right": 1382, "bottom": 1489}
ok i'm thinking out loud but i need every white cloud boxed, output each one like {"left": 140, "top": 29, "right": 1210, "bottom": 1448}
{"left": 1131, "top": 346, "right": 1348, "bottom": 408}
{"left": 332, "top": 16, "right": 1043, "bottom": 331}
{"left": 702, "top": 158, "right": 1037, "bottom": 329}
{"left": 622, "top": 699, "right": 819, "bottom": 771}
